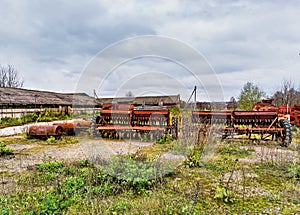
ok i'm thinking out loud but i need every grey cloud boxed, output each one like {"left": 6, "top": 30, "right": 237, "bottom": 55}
{"left": 1, "top": 0, "right": 300, "bottom": 101}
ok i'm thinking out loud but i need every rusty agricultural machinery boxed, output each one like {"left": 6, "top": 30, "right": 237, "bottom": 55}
{"left": 26, "top": 96, "right": 300, "bottom": 147}
{"left": 191, "top": 99, "right": 299, "bottom": 146}
{"left": 90, "top": 103, "right": 178, "bottom": 140}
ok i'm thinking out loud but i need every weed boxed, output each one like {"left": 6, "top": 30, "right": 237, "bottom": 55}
{"left": 47, "top": 136, "right": 56, "bottom": 143}
{"left": 36, "top": 159, "right": 63, "bottom": 172}
{"left": 184, "top": 146, "right": 204, "bottom": 167}
{"left": 79, "top": 159, "right": 91, "bottom": 167}
{"left": 287, "top": 161, "right": 300, "bottom": 180}
{"left": 106, "top": 156, "right": 165, "bottom": 193}
{"left": 219, "top": 143, "right": 254, "bottom": 157}
{"left": 214, "top": 186, "right": 237, "bottom": 203}
{"left": 0, "top": 141, "right": 13, "bottom": 156}
{"left": 156, "top": 134, "right": 173, "bottom": 144}
{"left": 58, "top": 136, "right": 78, "bottom": 145}
{"left": 110, "top": 201, "right": 131, "bottom": 213}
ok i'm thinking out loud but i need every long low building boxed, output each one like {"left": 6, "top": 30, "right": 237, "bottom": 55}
{"left": 0, "top": 87, "right": 181, "bottom": 118}
{"left": 0, "top": 87, "right": 100, "bottom": 118}
{"left": 97, "top": 95, "right": 180, "bottom": 108}
{"left": 0, "top": 87, "right": 99, "bottom": 108}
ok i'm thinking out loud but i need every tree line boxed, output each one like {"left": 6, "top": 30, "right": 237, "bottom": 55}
{"left": 237, "top": 80, "right": 300, "bottom": 110}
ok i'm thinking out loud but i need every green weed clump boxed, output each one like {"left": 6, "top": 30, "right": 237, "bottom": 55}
{"left": 156, "top": 134, "right": 173, "bottom": 144}
{"left": 287, "top": 161, "right": 300, "bottom": 180}
{"left": 219, "top": 143, "right": 254, "bottom": 157}
{"left": 0, "top": 141, "right": 13, "bottom": 156}
{"left": 46, "top": 136, "right": 56, "bottom": 143}
{"left": 105, "top": 155, "right": 172, "bottom": 193}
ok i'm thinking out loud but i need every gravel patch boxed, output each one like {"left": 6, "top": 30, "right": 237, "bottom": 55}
{"left": 239, "top": 145, "right": 299, "bottom": 164}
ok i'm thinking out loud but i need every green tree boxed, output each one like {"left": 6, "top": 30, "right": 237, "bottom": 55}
{"left": 238, "top": 82, "right": 265, "bottom": 110}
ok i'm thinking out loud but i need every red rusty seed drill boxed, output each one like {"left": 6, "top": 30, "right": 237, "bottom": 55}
{"left": 90, "top": 103, "right": 178, "bottom": 141}
{"left": 191, "top": 100, "right": 295, "bottom": 147}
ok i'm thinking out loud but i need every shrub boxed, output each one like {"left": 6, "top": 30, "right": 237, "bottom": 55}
{"left": 0, "top": 110, "right": 72, "bottom": 128}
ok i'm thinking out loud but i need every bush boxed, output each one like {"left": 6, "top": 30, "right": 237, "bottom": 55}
{"left": 0, "top": 110, "right": 72, "bottom": 128}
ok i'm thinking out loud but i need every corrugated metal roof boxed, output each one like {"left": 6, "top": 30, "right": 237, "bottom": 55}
{"left": 97, "top": 95, "right": 180, "bottom": 106}
{"left": 0, "top": 87, "right": 97, "bottom": 106}
{"left": 0, "top": 87, "right": 180, "bottom": 107}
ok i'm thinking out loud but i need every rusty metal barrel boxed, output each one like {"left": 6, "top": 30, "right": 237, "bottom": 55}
{"left": 27, "top": 124, "right": 63, "bottom": 138}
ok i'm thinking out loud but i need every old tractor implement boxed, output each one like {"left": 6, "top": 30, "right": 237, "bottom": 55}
{"left": 90, "top": 103, "right": 178, "bottom": 140}
{"left": 192, "top": 100, "right": 294, "bottom": 146}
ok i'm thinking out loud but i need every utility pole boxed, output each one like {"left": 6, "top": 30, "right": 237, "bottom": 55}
{"left": 186, "top": 86, "right": 197, "bottom": 109}
{"left": 194, "top": 86, "right": 197, "bottom": 110}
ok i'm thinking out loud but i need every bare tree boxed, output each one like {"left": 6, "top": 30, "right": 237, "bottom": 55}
{"left": 125, "top": 91, "right": 134, "bottom": 97}
{"left": 228, "top": 96, "right": 238, "bottom": 110}
{"left": 0, "top": 64, "right": 24, "bottom": 88}
{"left": 272, "top": 80, "right": 300, "bottom": 107}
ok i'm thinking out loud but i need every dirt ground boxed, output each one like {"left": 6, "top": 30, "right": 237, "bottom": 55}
{"left": 0, "top": 136, "right": 154, "bottom": 193}
{"left": 1, "top": 130, "right": 299, "bottom": 195}
{"left": 239, "top": 143, "right": 299, "bottom": 164}
{"left": 1, "top": 137, "right": 153, "bottom": 172}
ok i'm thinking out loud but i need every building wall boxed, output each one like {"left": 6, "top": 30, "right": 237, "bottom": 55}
{"left": 0, "top": 107, "right": 101, "bottom": 119}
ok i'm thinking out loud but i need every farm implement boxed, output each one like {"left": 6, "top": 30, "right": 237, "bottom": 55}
{"left": 90, "top": 103, "right": 178, "bottom": 140}
{"left": 192, "top": 100, "right": 297, "bottom": 146}
{"left": 26, "top": 95, "right": 300, "bottom": 147}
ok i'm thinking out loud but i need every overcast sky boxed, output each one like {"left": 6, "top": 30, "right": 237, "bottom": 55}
{"left": 1, "top": 0, "right": 300, "bottom": 101}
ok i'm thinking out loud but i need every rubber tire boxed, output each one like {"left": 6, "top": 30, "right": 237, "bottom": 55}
{"left": 90, "top": 115, "right": 100, "bottom": 137}
{"left": 172, "top": 117, "right": 178, "bottom": 139}
{"left": 279, "top": 119, "right": 292, "bottom": 147}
